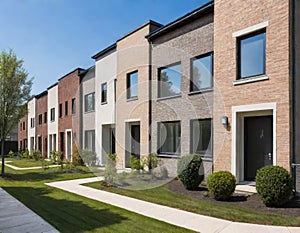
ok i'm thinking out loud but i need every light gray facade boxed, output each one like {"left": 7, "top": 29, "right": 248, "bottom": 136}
{"left": 148, "top": 6, "right": 214, "bottom": 177}
{"left": 80, "top": 66, "right": 96, "bottom": 152}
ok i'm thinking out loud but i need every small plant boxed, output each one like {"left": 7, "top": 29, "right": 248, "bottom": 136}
{"left": 177, "top": 154, "right": 204, "bottom": 190}
{"left": 81, "top": 149, "right": 97, "bottom": 166}
{"left": 72, "top": 146, "right": 83, "bottom": 166}
{"left": 104, "top": 153, "right": 117, "bottom": 184}
{"left": 143, "top": 153, "right": 158, "bottom": 171}
{"left": 51, "top": 151, "right": 64, "bottom": 170}
{"left": 207, "top": 171, "right": 236, "bottom": 201}
{"left": 8, "top": 150, "right": 14, "bottom": 158}
{"left": 32, "top": 150, "right": 42, "bottom": 161}
{"left": 21, "top": 149, "right": 29, "bottom": 159}
{"left": 256, "top": 165, "right": 293, "bottom": 207}
{"left": 130, "top": 155, "right": 142, "bottom": 171}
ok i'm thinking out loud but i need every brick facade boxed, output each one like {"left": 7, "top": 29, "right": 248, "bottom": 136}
{"left": 57, "top": 68, "right": 82, "bottom": 160}
{"left": 18, "top": 114, "right": 28, "bottom": 151}
{"left": 149, "top": 8, "right": 214, "bottom": 177}
{"left": 213, "top": 0, "right": 291, "bottom": 181}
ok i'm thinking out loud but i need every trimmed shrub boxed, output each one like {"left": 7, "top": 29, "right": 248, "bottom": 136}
{"left": 256, "top": 165, "right": 293, "bottom": 207}
{"left": 143, "top": 153, "right": 158, "bottom": 170}
{"left": 207, "top": 171, "right": 236, "bottom": 201}
{"left": 80, "top": 149, "right": 97, "bottom": 166}
{"left": 72, "top": 146, "right": 84, "bottom": 166}
{"left": 32, "top": 150, "right": 42, "bottom": 161}
{"left": 177, "top": 154, "right": 204, "bottom": 190}
{"left": 21, "top": 149, "right": 29, "bottom": 159}
{"left": 104, "top": 153, "right": 117, "bottom": 184}
{"left": 130, "top": 155, "right": 142, "bottom": 171}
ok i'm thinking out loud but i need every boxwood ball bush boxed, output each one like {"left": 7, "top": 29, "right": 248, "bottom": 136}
{"left": 207, "top": 171, "right": 236, "bottom": 201}
{"left": 256, "top": 165, "right": 293, "bottom": 207}
{"left": 177, "top": 154, "right": 204, "bottom": 190}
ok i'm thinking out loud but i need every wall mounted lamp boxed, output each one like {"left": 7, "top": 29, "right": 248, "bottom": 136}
{"left": 221, "top": 116, "right": 228, "bottom": 127}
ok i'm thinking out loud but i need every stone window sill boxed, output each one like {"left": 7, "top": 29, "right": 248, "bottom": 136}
{"left": 233, "top": 75, "right": 269, "bottom": 86}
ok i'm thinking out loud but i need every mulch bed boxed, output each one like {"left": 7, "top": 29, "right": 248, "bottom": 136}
{"left": 167, "top": 179, "right": 300, "bottom": 217}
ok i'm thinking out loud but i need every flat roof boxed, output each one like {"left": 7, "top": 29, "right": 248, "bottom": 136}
{"left": 146, "top": 1, "right": 213, "bottom": 40}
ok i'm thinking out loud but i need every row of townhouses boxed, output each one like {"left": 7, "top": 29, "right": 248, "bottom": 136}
{"left": 18, "top": 0, "right": 300, "bottom": 190}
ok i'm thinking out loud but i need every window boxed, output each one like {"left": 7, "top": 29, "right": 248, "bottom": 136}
{"left": 20, "top": 123, "right": 22, "bottom": 131}
{"left": 44, "top": 112, "right": 47, "bottom": 123}
{"left": 238, "top": 30, "right": 266, "bottom": 79}
{"left": 191, "top": 119, "right": 212, "bottom": 156}
{"left": 65, "top": 101, "right": 68, "bottom": 116}
{"left": 38, "top": 114, "right": 42, "bottom": 125}
{"left": 84, "top": 93, "right": 95, "bottom": 112}
{"left": 158, "top": 121, "right": 181, "bottom": 155}
{"left": 23, "top": 122, "right": 25, "bottom": 130}
{"left": 158, "top": 63, "right": 181, "bottom": 98}
{"left": 72, "top": 98, "right": 76, "bottom": 115}
{"left": 85, "top": 130, "right": 95, "bottom": 152}
{"left": 127, "top": 71, "right": 138, "bottom": 99}
{"left": 101, "top": 83, "right": 107, "bottom": 104}
{"left": 50, "top": 108, "right": 55, "bottom": 121}
{"left": 191, "top": 53, "right": 213, "bottom": 92}
{"left": 30, "top": 118, "right": 35, "bottom": 128}
{"left": 59, "top": 104, "right": 62, "bottom": 118}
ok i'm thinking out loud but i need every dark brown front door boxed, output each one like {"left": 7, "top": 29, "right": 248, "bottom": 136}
{"left": 244, "top": 115, "right": 273, "bottom": 181}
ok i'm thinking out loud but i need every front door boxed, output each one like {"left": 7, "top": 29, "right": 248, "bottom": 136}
{"left": 131, "top": 125, "right": 140, "bottom": 159}
{"left": 244, "top": 116, "right": 273, "bottom": 181}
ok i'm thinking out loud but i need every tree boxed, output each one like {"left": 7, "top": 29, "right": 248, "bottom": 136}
{"left": 0, "top": 49, "right": 33, "bottom": 176}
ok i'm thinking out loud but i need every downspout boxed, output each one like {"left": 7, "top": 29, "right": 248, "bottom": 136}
{"left": 148, "top": 40, "right": 153, "bottom": 155}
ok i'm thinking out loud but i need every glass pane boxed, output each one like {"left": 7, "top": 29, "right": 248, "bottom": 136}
{"left": 192, "top": 119, "right": 212, "bottom": 155}
{"left": 192, "top": 54, "right": 212, "bottom": 91}
{"left": 159, "top": 64, "right": 181, "bottom": 98}
{"left": 159, "top": 122, "right": 180, "bottom": 154}
{"left": 129, "top": 72, "right": 138, "bottom": 98}
{"left": 240, "top": 32, "right": 265, "bottom": 78}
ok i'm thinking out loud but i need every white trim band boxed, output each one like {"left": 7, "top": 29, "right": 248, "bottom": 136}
{"left": 232, "top": 21, "right": 269, "bottom": 37}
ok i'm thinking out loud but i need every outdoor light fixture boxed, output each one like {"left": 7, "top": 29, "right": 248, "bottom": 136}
{"left": 221, "top": 116, "right": 228, "bottom": 127}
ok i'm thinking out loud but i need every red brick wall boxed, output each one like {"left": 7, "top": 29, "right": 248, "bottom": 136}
{"left": 36, "top": 93, "right": 48, "bottom": 157}
{"left": 57, "top": 69, "right": 81, "bottom": 157}
{"left": 18, "top": 115, "right": 28, "bottom": 151}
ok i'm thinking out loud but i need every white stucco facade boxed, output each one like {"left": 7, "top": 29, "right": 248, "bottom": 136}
{"left": 95, "top": 49, "right": 117, "bottom": 164}
{"left": 47, "top": 84, "right": 58, "bottom": 158}
{"left": 27, "top": 97, "right": 36, "bottom": 154}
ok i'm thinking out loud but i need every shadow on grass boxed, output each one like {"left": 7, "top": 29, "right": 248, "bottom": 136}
{"left": 3, "top": 186, "right": 127, "bottom": 233}
{"left": 2, "top": 169, "right": 94, "bottom": 182}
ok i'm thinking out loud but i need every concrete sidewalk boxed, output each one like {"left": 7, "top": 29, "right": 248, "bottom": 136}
{"left": 0, "top": 161, "right": 60, "bottom": 170}
{"left": 46, "top": 177, "right": 300, "bottom": 233}
{"left": 0, "top": 188, "right": 59, "bottom": 233}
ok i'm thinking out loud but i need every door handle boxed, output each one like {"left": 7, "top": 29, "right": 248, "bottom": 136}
{"left": 267, "top": 153, "right": 272, "bottom": 160}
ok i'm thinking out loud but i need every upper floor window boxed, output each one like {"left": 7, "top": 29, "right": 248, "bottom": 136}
{"left": 101, "top": 83, "right": 107, "bottom": 104}
{"left": 50, "top": 108, "right": 55, "bottom": 122}
{"left": 65, "top": 101, "right": 68, "bottom": 116}
{"left": 72, "top": 98, "right": 76, "bottom": 115}
{"left": 238, "top": 30, "right": 266, "bottom": 79}
{"left": 44, "top": 112, "right": 47, "bottom": 123}
{"left": 158, "top": 63, "right": 181, "bottom": 98}
{"left": 127, "top": 71, "right": 138, "bottom": 99}
{"left": 38, "top": 114, "right": 42, "bottom": 125}
{"left": 191, "top": 53, "right": 213, "bottom": 92}
{"left": 191, "top": 119, "right": 212, "bottom": 156}
{"left": 20, "top": 123, "right": 22, "bottom": 131}
{"left": 23, "top": 122, "right": 25, "bottom": 130}
{"left": 30, "top": 118, "right": 35, "bottom": 128}
{"left": 59, "top": 104, "right": 62, "bottom": 118}
{"left": 158, "top": 121, "right": 181, "bottom": 155}
{"left": 85, "top": 92, "right": 95, "bottom": 112}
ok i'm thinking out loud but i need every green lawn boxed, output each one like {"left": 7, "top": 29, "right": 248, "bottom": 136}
{"left": 84, "top": 180, "right": 300, "bottom": 227}
{"left": 0, "top": 167, "right": 193, "bottom": 233}
{"left": 6, "top": 158, "right": 55, "bottom": 168}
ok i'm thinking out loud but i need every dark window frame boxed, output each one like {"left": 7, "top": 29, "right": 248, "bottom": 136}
{"left": 38, "top": 114, "right": 42, "bottom": 125}
{"left": 101, "top": 82, "right": 107, "bottom": 104}
{"left": 84, "top": 92, "right": 95, "bottom": 112}
{"left": 126, "top": 70, "right": 138, "bottom": 100}
{"left": 190, "top": 118, "right": 213, "bottom": 157}
{"left": 59, "top": 104, "right": 62, "bottom": 118}
{"left": 158, "top": 121, "right": 181, "bottom": 155}
{"left": 44, "top": 112, "right": 47, "bottom": 124}
{"left": 65, "top": 101, "right": 68, "bottom": 116}
{"left": 158, "top": 62, "right": 182, "bottom": 99}
{"left": 72, "top": 98, "right": 76, "bottom": 115}
{"left": 50, "top": 108, "right": 55, "bottom": 122}
{"left": 190, "top": 52, "right": 214, "bottom": 93}
{"left": 237, "top": 29, "right": 266, "bottom": 80}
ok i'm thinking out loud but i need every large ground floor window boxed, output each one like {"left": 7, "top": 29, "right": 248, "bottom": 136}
{"left": 191, "top": 119, "right": 212, "bottom": 156}
{"left": 158, "top": 121, "right": 181, "bottom": 155}
{"left": 85, "top": 130, "right": 95, "bottom": 152}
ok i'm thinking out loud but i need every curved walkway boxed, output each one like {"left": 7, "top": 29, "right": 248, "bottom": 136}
{"left": 0, "top": 188, "right": 59, "bottom": 233}
{"left": 46, "top": 177, "right": 300, "bottom": 233}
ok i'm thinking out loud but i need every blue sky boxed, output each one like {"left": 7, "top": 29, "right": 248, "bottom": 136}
{"left": 0, "top": 0, "right": 210, "bottom": 95}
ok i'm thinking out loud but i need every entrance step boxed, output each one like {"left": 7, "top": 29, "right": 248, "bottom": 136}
{"left": 235, "top": 182, "right": 257, "bottom": 195}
